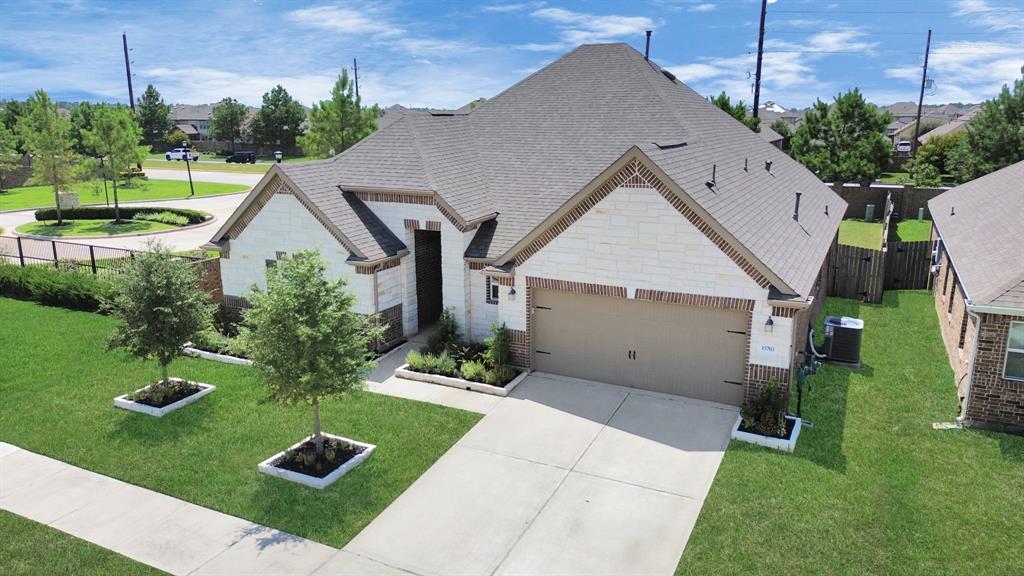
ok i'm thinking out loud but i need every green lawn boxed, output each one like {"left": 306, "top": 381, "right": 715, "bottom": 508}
{"left": 0, "top": 298, "right": 481, "bottom": 547}
{"left": 16, "top": 219, "right": 176, "bottom": 237}
{"left": 877, "top": 171, "right": 912, "bottom": 184}
{"left": 838, "top": 219, "right": 884, "bottom": 249}
{"left": 0, "top": 180, "right": 249, "bottom": 211}
{"left": 677, "top": 291, "right": 1024, "bottom": 576}
{"left": 143, "top": 158, "right": 270, "bottom": 175}
{"left": 0, "top": 510, "right": 166, "bottom": 576}
{"left": 894, "top": 219, "right": 933, "bottom": 242}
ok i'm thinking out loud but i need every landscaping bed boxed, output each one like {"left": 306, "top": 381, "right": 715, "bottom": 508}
{"left": 397, "top": 311, "right": 522, "bottom": 394}
{"left": 258, "top": 433, "right": 376, "bottom": 490}
{"left": 676, "top": 291, "right": 1024, "bottom": 576}
{"left": 0, "top": 297, "right": 482, "bottom": 548}
{"left": 114, "top": 378, "right": 215, "bottom": 417}
{"left": 16, "top": 206, "right": 214, "bottom": 238}
{"left": 731, "top": 415, "right": 801, "bottom": 453}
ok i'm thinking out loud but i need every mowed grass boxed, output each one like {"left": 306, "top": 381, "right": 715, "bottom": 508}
{"left": 677, "top": 291, "right": 1024, "bottom": 576}
{"left": 143, "top": 158, "right": 270, "bottom": 175}
{"left": 16, "top": 219, "right": 176, "bottom": 237}
{"left": 0, "top": 510, "right": 166, "bottom": 576}
{"left": 894, "top": 219, "right": 933, "bottom": 242}
{"left": 0, "top": 298, "right": 481, "bottom": 547}
{"left": 838, "top": 219, "right": 884, "bottom": 249}
{"left": 0, "top": 180, "right": 248, "bottom": 211}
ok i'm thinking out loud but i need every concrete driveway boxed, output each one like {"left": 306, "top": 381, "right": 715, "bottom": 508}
{"left": 342, "top": 373, "right": 738, "bottom": 576}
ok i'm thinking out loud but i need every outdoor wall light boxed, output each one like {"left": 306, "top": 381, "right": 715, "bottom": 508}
{"left": 508, "top": 286, "right": 517, "bottom": 300}
{"left": 275, "top": 151, "right": 283, "bottom": 163}
{"left": 765, "top": 316, "right": 774, "bottom": 333}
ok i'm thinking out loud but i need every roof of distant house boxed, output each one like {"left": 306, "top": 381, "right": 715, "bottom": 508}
{"left": 930, "top": 160, "right": 1024, "bottom": 309}
{"left": 219, "top": 43, "right": 844, "bottom": 298}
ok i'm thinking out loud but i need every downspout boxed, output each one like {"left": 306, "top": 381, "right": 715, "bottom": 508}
{"left": 372, "top": 266, "right": 380, "bottom": 351}
{"left": 957, "top": 308, "right": 982, "bottom": 425}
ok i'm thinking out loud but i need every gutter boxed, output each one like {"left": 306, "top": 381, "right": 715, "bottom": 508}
{"left": 957, "top": 307, "right": 982, "bottom": 424}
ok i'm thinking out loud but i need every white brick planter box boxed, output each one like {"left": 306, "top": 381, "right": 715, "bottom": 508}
{"left": 114, "top": 380, "right": 216, "bottom": 417}
{"left": 182, "top": 345, "right": 253, "bottom": 366}
{"left": 731, "top": 415, "right": 802, "bottom": 453}
{"left": 258, "top": 433, "right": 376, "bottom": 490}
{"left": 394, "top": 364, "right": 529, "bottom": 397}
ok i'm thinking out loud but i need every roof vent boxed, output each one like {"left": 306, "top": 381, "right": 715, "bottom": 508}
{"left": 653, "top": 141, "right": 687, "bottom": 150}
{"left": 744, "top": 158, "right": 748, "bottom": 172}
{"left": 705, "top": 164, "right": 717, "bottom": 191}
{"left": 793, "top": 192, "right": 803, "bottom": 221}
{"left": 661, "top": 69, "right": 677, "bottom": 82}
{"left": 950, "top": 206, "right": 955, "bottom": 216}
{"left": 825, "top": 204, "right": 830, "bottom": 216}
{"left": 765, "top": 160, "right": 773, "bottom": 173}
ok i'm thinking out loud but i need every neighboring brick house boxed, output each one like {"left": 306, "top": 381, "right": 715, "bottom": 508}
{"left": 929, "top": 161, "right": 1024, "bottom": 434}
{"left": 210, "top": 43, "right": 844, "bottom": 407}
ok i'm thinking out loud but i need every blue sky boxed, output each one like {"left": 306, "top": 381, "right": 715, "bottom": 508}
{"left": 1, "top": 0, "right": 1021, "bottom": 110}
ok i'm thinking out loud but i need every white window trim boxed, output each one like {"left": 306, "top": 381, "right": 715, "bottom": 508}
{"left": 485, "top": 276, "right": 499, "bottom": 305}
{"left": 1004, "top": 320, "right": 1024, "bottom": 382}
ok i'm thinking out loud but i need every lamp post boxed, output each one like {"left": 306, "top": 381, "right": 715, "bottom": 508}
{"left": 98, "top": 155, "right": 110, "bottom": 206}
{"left": 274, "top": 150, "right": 283, "bottom": 163}
{"left": 183, "top": 140, "right": 195, "bottom": 197}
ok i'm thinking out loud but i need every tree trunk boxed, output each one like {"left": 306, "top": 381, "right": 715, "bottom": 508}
{"left": 53, "top": 183, "right": 62, "bottom": 225}
{"left": 312, "top": 399, "right": 324, "bottom": 458}
{"left": 112, "top": 179, "right": 121, "bottom": 223}
{"left": 161, "top": 362, "right": 169, "bottom": 386}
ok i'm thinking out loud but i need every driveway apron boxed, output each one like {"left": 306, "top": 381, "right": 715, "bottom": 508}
{"left": 343, "top": 373, "right": 738, "bottom": 576}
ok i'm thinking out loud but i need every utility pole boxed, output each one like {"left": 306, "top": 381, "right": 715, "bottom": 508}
{"left": 353, "top": 58, "right": 360, "bottom": 99}
{"left": 752, "top": 0, "right": 768, "bottom": 119}
{"left": 911, "top": 29, "right": 932, "bottom": 156}
{"left": 122, "top": 33, "right": 136, "bottom": 111}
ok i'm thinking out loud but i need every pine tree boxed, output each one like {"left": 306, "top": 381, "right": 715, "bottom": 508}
{"left": 136, "top": 85, "right": 173, "bottom": 144}
{"left": 299, "top": 70, "right": 380, "bottom": 158}
{"left": 251, "top": 85, "right": 307, "bottom": 148}
{"left": 17, "top": 90, "right": 75, "bottom": 225}
{"left": 791, "top": 89, "right": 892, "bottom": 183}
{"left": 710, "top": 92, "right": 760, "bottom": 132}
{"left": 210, "top": 97, "right": 249, "bottom": 151}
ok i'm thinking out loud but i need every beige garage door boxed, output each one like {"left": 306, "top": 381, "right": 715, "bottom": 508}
{"left": 533, "top": 289, "right": 748, "bottom": 405}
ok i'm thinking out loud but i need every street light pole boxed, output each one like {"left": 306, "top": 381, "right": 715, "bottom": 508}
{"left": 183, "top": 140, "right": 195, "bottom": 197}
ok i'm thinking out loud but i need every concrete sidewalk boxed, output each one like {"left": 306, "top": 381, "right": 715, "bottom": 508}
{"left": 0, "top": 443, "right": 405, "bottom": 575}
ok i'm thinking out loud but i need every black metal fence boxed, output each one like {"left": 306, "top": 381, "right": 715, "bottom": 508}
{"left": 0, "top": 235, "right": 202, "bottom": 277}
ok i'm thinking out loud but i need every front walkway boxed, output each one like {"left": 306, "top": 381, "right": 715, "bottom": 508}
{"left": 0, "top": 443, "right": 404, "bottom": 575}
{"left": 344, "top": 374, "right": 738, "bottom": 575}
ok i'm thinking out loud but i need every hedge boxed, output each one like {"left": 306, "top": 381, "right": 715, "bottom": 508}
{"left": 0, "top": 264, "right": 110, "bottom": 312}
{"left": 34, "top": 206, "right": 211, "bottom": 225}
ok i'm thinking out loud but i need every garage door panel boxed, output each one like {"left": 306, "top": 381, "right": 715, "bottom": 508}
{"left": 533, "top": 289, "right": 748, "bottom": 405}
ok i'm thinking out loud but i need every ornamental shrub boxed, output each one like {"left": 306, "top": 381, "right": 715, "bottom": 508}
{"left": 740, "top": 377, "right": 789, "bottom": 437}
{"left": 134, "top": 211, "right": 189, "bottom": 226}
{"left": 426, "top": 308, "right": 461, "bottom": 355}
{"left": 0, "top": 263, "right": 109, "bottom": 311}
{"left": 34, "top": 206, "right": 210, "bottom": 225}
{"left": 460, "top": 359, "right": 487, "bottom": 382}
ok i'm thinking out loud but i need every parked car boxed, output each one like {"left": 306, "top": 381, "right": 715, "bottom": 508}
{"left": 165, "top": 148, "right": 200, "bottom": 161}
{"left": 895, "top": 140, "right": 912, "bottom": 153}
{"left": 226, "top": 151, "right": 257, "bottom": 164}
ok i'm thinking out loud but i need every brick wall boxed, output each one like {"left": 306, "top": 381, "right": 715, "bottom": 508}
{"left": 377, "top": 303, "right": 404, "bottom": 350}
{"left": 933, "top": 249, "right": 972, "bottom": 397}
{"left": 965, "top": 313, "right": 1024, "bottom": 434}
{"left": 193, "top": 258, "right": 224, "bottom": 304}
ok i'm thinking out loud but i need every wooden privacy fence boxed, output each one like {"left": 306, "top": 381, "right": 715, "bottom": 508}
{"left": 828, "top": 239, "right": 935, "bottom": 303}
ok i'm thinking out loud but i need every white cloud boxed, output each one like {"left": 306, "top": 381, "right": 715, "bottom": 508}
{"left": 689, "top": 3, "right": 716, "bottom": 12}
{"left": 953, "top": 0, "right": 1024, "bottom": 31}
{"left": 884, "top": 41, "right": 1022, "bottom": 103}
{"left": 285, "top": 5, "right": 402, "bottom": 37}
{"left": 530, "top": 7, "right": 656, "bottom": 46}
{"left": 513, "top": 42, "right": 567, "bottom": 52}
{"left": 481, "top": 3, "right": 537, "bottom": 12}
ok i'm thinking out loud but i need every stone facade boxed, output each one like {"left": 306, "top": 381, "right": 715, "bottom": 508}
{"left": 934, "top": 239, "right": 1024, "bottom": 434}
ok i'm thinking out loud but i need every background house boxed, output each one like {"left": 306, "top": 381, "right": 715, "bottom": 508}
{"left": 929, "top": 160, "right": 1024, "bottom": 434}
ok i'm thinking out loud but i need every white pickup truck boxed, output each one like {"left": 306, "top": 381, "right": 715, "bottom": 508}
{"left": 165, "top": 148, "right": 201, "bottom": 161}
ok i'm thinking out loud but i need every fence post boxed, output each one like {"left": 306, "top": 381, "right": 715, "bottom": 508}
{"left": 51, "top": 240, "right": 59, "bottom": 269}
{"left": 16, "top": 236, "right": 25, "bottom": 267}
{"left": 89, "top": 245, "right": 97, "bottom": 275}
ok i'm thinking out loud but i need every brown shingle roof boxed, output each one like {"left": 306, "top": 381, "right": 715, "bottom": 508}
{"left": 930, "top": 161, "right": 1024, "bottom": 309}
{"left": 250, "top": 43, "right": 844, "bottom": 296}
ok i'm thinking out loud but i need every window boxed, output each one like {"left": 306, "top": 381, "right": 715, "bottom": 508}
{"left": 265, "top": 259, "right": 277, "bottom": 268}
{"left": 486, "top": 277, "right": 499, "bottom": 305}
{"left": 948, "top": 278, "right": 956, "bottom": 314}
{"left": 1004, "top": 322, "right": 1024, "bottom": 381}
{"left": 942, "top": 262, "right": 950, "bottom": 296}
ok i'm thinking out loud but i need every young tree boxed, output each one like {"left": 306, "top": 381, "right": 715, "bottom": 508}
{"left": 710, "top": 91, "right": 760, "bottom": 132}
{"left": 242, "top": 251, "right": 384, "bottom": 458}
{"left": 299, "top": 70, "right": 380, "bottom": 158}
{"left": 17, "top": 90, "right": 75, "bottom": 225}
{"left": 947, "top": 79, "right": 1024, "bottom": 182}
{"left": 791, "top": 88, "right": 892, "bottom": 183}
{"left": 103, "top": 241, "right": 215, "bottom": 388}
{"left": 69, "top": 101, "right": 97, "bottom": 154}
{"left": 82, "top": 105, "right": 149, "bottom": 223}
{"left": 251, "top": 85, "right": 306, "bottom": 148}
{"left": 0, "top": 122, "right": 20, "bottom": 193}
{"left": 1, "top": 99, "right": 28, "bottom": 153}
{"left": 164, "top": 127, "right": 191, "bottom": 149}
{"left": 137, "top": 85, "right": 173, "bottom": 144}
{"left": 906, "top": 131, "right": 964, "bottom": 185}
{"left": 210, "top": 97, "right": 249, "bottom": 151}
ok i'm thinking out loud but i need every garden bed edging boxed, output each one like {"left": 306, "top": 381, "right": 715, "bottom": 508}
{"left": 257, "top": 433, "right": 376, "bottom": 490}
{"left": 394, "top": 364, "right": 529, "bottom": 397}
{"left": 731, "top": 415, "right": 802, "bottom": 453}
{"left": 182, "top": 345, "right": 253, "bottom": 366}
{"left": 114, "top": 381, "right": 216, "bottom": 417}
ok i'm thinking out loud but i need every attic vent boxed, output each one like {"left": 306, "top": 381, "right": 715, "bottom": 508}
{"left": 429, "top": 112, "right": 455, "bottom": 116}
{"left": 661, "top": 69, "right": 677, "bottom": 82}
{"left": 653, "top": 141, "right": 687, "bottom": 150}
